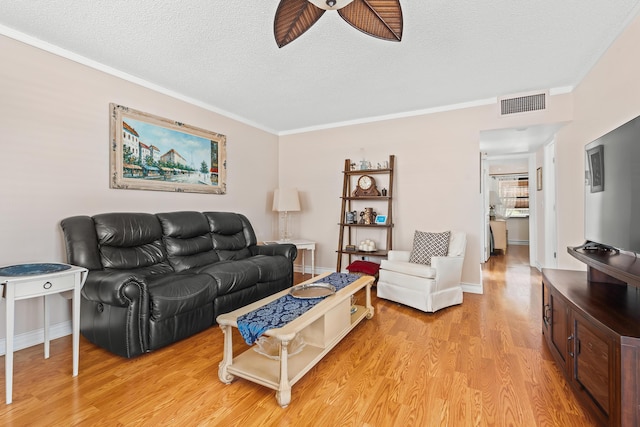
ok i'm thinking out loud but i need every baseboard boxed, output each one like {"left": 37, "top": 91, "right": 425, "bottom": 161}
{"left": 0, "top": 321, "right": 72, "bottom": 356}
{"left": 462, "top": 282, "right": 483, "bottom": 294}
{"left": 508, "top": 240, "right": 530, "bottom": 246}
{"left": 295, "top": 265, "right": 336, "bottom": 275}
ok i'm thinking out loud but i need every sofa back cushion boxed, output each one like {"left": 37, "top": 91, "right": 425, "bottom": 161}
{"left": 204, "top": 212, "right": 256, "bottom": 260}
{"left": 93, "top": 213, "right": 169, "bottom": 270}
{"left": 60, "top": 215, "right": 104, "bottom": 270}
{"left": 157, "top": 211, "right": 220, "bottom": 272}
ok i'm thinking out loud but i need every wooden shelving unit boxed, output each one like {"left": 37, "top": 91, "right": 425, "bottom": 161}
{"left": 336, "top": 155, "right": 395, "bottom": 272}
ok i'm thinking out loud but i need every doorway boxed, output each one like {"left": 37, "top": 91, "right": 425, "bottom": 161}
{"left": 479, "top": 124, "right": 563, "bottom": 269}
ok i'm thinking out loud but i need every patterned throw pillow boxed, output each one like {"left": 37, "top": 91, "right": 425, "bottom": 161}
{"left": 409, "top": 230, "right": 451, "bottom": 265}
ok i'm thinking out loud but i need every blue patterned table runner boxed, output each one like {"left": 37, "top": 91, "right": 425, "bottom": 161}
{"left": 0, "top": 263, "right": 71, "bottom": 277}
{"left": 237, "top": 272, "right": 361, "bottom": 345}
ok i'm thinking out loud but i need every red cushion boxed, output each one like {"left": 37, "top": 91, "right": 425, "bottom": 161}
{"left": 346, "top": 260, "right": 380, "bottom": 275}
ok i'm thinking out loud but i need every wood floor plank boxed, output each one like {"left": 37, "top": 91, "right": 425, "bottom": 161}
{"left": 0, "top": 250, "right": 600, "bottom": 426}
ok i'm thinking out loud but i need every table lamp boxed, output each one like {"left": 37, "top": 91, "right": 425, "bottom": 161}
{"left": 273, "top": 188, "right": 300, "bottom": 241}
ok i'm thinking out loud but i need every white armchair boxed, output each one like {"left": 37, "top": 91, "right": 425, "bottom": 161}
{"left": 377, "top": 231, "right": 466, "bottom": 312}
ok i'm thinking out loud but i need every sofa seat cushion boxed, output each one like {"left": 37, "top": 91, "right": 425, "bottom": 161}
{"left": 197, "top": 260, "right": 261, "bottom": 295}
{"left": 247, "top": 255, "right": 291, "bottom": 282}
{"left": 379, "top": 259, "right": 436, "bottom": 279}
{"left": 147, "top": 273, "right": 216, "bottom": 320}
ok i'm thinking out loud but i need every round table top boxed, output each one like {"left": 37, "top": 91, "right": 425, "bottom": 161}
{"left": 0, "top": 263, "right": 72, "bottom": 277}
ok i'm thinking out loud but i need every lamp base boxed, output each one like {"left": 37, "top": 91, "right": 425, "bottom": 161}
{"left": 278, "top": 211, "right": 294, "bottom": 241}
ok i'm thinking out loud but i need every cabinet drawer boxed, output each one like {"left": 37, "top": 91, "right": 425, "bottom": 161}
{"left": 7, "top": 274, "right": 75, "bottom": 299}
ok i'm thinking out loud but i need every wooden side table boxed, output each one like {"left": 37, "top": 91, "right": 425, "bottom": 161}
{"left": 0, "top": 263, "right": 88, "bottom": 404}
{"left": 264, "top": 239, "right": 316, "bottom": 277}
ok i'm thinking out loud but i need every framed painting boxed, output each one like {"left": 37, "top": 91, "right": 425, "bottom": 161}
{"left": 587, "top": 145, "right": 604, "bottom": 193}
{"left": 109, "top": 104, "right": 226, "bottom": 194}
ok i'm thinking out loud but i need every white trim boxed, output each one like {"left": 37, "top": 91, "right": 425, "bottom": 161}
{"left": 462, "top": 282, "right": 483, "bottom": 295}
{"left": 0, "top": 321, "right": 71, "bottom": 356}
{"left": 280, "top": 97, "right": 499, "bottom": 135}
{"left": 549, "top": 86, "right": 574, "bottom": 96}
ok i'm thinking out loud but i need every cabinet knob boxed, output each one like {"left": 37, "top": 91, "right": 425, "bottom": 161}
{"left": 543, "top": 304, "right": 551, "bottom": 325}
{"left": 43, "top": 281, "right": 52, "bottom": 290}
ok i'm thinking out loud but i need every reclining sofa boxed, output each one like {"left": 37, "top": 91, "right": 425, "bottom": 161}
{"left": 60, "top": 211, "right": 297, "bottom": 358}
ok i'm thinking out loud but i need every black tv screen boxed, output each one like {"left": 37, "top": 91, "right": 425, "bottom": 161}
{"left": 584, "top": 114, "right": 640, "bottom": 253}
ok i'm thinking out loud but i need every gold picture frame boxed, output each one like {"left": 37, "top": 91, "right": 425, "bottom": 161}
{"left": 109, "top": 103, "right": 226, "bottom": 194}
{"left": 536, "top": 167, "right": 543, "bottom": 191}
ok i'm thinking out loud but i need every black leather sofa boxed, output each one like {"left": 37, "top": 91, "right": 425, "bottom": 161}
{"left": 60, "top": 211, "right": 297, "bottom": 358}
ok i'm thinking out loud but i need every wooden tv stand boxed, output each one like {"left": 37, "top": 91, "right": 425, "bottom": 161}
{"left": 541, "top": 247, "right": 640, "bottom": 426}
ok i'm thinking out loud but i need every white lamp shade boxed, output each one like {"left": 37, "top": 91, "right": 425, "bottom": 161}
{"left": 307, "top": 0, "right": 355, "bottom": 10}
{"left": 273, "top": 188, "right": 301, "bottom": 212}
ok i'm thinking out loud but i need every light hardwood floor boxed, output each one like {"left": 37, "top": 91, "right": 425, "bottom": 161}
{"left": 0, "top": 246, "right": 597, "bottom": 426}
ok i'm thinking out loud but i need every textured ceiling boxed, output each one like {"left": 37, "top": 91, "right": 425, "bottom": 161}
{"left": 1, "top": 1, "right": 640, "bottom": 135}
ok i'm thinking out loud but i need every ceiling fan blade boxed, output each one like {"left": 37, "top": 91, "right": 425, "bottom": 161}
{"left": 338, "top": 0, "right": 403, "bottom": 42}
{"left": 274, "top": 0, "right": 326, "bottom": 48}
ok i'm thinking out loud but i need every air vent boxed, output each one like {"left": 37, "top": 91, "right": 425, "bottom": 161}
{"left": 500, "top": 93, "right": 546, "bottom": 115}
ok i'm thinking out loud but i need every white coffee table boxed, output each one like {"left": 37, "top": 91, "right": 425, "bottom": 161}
{"left": 217, "top": 272, "right": 374, "bottom": 407}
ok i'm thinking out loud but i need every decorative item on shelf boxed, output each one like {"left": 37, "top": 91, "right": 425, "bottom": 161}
{"left": 359, "top": 239, "right": 376, "bottom": 252}
{"left": 345, "top": 210, "right": 357, "bottom": 224}
{"left": 359, "top": 160, "right": 370, "bottom": 170}
{"left": 381, "top": 188, "right": 387, "bottom": 196}
{"left": 360, "top": 207, "right": 377, "bottom": 224}
{"left": 352, "top": 175, "right": 381, "bottom": 197}
{"left": 374, "top": 214, "right": 387, "bottom": 225}
{"left": 345, "top": 244, "right": 357, "bottom": 252}
{"left": 350, "top": 162, "right": 356, "bottom": 171}
{"left": 272, "top": 188, "right": 300, "bottom": 241}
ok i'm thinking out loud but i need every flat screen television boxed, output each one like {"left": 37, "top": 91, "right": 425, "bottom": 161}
{"left": 583, "top": 114, "right": 640, "bottom": 253}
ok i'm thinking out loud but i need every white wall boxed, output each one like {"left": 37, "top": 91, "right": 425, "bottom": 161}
{"left": 555, "top": 13, "right": 640, "bottom": 269}
{"left": 0, "top": 35, "right": 280, "bottom": 339}
{"left": 279, "top": 98, "right": 573, "bottom": 288}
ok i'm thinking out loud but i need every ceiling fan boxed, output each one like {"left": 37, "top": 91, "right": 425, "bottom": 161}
{"left": 274, "top": 0, "right": 403, "bottom": 48}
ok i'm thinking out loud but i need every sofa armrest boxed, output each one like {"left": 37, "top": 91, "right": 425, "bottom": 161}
{"left": 251, "top": 244, "right": 298, "bottom": 262}
{"left": 82, "top": 270, "right": 148, "bottom": 307}
{"left": 81, "top": 270, "right": 150, "bottom": 358}
{"left": 387, "top": 250, "right": 411, "bottom": 262}
{"left": 430, "top": 256, "right": 464, "bottom": 292}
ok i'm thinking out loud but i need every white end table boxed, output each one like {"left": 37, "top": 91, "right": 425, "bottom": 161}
{"left": 264, "top": 239, "right": 316, "bottom": 277}
{"left": 0, "top": 263, "right": 88, "bottom": 404}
